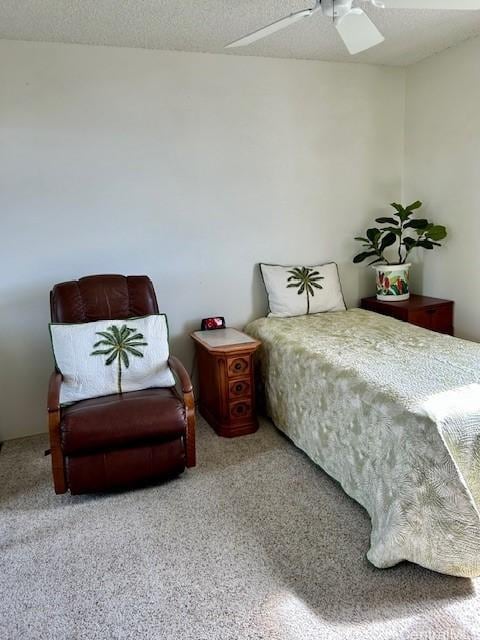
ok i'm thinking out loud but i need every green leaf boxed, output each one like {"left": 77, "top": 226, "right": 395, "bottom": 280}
{"left": 405, "top": 219, "right": 430, "bottom": 230}
{"left": 354, "top": 237, "right": 369, "bottom": 243}
{"left": 93, "top": 340, "right": 116, "bottom": 348}
{"left": 366, "top": 228, "right": 381, "bottom": 243}
{"left": 390, "top": 203, "right": 409, "bottom": 222}
{"left": 425, "top": 225, "right": 447, "bottom": 241}
{"left": 95, "top": 331, "right": 116, "bottom": 344}
{"left": 287, "top": 270, "right": 302, "bottom": 280}
{"left": 406, "top": 200, "right": 422, "bottom": 211}
{"left": 297, "top": 284, "right": 305, "bottom": 295}
{"left": 120, "top": 350, "right": 130, "bottom": 368}
{"left": 124, "top": 347, "right": 145, "bottom": 358}
{"left": 380, "top": 232, "right": 397, "bottom": 252}
{"left": 124, "top": 333, "right": 144, "bottom": 343}
{"left": 109, "top": 325, "right": 122, "bottom": 343}
{"left": 353, "top": 251, "right": 377, "bottom": 264}
{"left": 90, "top": 348, "right": 115, "bottom": 356}
{"left": 403, "top": 237, "right": 417, "bottom": 250}
{"left": 288, "top": 268, "right": 303, "bottom": 278}
{"left": 105, "top": 351, "right": 119, "bottom": 365}
{"left": 391, "top": 284, "right": 400, "bottom": 295}
{"left": 120, "top": 325, "right": 130, "bottom": 340}
{"left": 375, "top": 217, "right": 398, "bottom": 225}
{"left": 122, "top": 341, "right": 147, "bottom": 348}
{"left": 383, "top": 227, "right": 402, "bottom": 237}
{"left": 418, "top": 240, "right": 435, "bottom": 250}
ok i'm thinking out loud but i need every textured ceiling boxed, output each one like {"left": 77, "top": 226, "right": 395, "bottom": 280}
{"left": 1, "top": 1, "right": 480, "bottom": 66}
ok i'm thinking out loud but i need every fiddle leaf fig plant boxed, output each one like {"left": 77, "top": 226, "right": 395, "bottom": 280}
{"left": 353, "top": 201, "right": 447, "bottom": 266}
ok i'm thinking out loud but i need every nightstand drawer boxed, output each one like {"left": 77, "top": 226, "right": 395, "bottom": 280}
{"left": 227, "top": 356, "right": 250, "bottom": 378}
{"left": 408, "top": 305, "right": 453, "bottom": 334}
{"left": 229, "top": 399, "right": 252, "bottom": 421}
{"left": 408, "top": 309, "right": 434, "bottom": 329}
{"left": 228, "top": 378, "right": 251, "bottom": 400}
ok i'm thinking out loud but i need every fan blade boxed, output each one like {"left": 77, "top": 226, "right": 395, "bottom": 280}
{"left": 380, "top": 0, "right": 480, "bottom": 8}
{"left": 225, "top": 9, "right": 313, "bottom": 48}
{"left": 335, "top": 9, "right": 384, "bottom": 55}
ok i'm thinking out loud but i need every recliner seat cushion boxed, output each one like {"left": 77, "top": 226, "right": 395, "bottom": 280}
{"left": 61, "top": 388, "right": 186, "bottom": 455}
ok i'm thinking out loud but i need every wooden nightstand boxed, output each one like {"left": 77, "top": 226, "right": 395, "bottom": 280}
{"left": 361, "top": 294, "right": 454, "bottom": 335}
{"left": 191, "top": 328, "right": 261, "bottom": 438}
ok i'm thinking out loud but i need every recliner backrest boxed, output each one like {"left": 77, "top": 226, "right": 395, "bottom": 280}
{"left": 50, "top": 274, "right": 159, "bottom": 323}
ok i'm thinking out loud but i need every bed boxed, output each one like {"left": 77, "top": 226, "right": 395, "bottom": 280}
{"left": 245, "top": 309, "right": 480, "bottom": 578}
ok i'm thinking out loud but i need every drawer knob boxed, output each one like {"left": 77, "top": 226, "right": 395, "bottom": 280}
{"left": 230, "top": 401, "right": 251, "bottom": 418}
{"left": 228, "top": 357, "right": 249, "bottom": 376}
{"left": 229, "top": 379, "right": 251, "bottom": 398}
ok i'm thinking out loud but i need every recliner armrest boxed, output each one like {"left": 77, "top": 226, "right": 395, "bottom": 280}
{"left": 168, "top": 355, "right": 195, "bottom": 468}
{"left": 47, "top": 370, "right": 67, "bottom": 493}
{"left": 48, "top": 371, "right": 63, "bottom": 413}
{"left": 168, "top": 356, "right": 193, "bottom": 394}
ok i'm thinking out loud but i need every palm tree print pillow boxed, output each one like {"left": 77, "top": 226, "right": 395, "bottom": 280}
{"left": 260, "top": 262, "right": 346, "bottom": 318}
{"left": 49, "top": 314, "right": 175, "bottom": 404}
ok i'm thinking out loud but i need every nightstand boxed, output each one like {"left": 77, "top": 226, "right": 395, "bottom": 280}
{"left": 361, "top": 294, "right": 454, "bottom": 335}
{"left": 191, "top": 328, "right": 261, "bottom": 437}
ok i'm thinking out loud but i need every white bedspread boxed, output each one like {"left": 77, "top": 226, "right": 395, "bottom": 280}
{"left": 245, "top": 309, "right": 480, "bottom": 577}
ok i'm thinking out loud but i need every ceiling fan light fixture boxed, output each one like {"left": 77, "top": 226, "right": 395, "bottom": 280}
{"left": 334, "top": 8, "right": 385, "bottom": 55}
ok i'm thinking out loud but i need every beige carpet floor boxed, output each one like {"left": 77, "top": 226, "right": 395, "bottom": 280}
{"left": 1, "top": 416, "right": 479, "bottom": 640}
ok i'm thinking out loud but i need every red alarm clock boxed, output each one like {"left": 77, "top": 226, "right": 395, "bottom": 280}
{"left": 201, "top": 317, "right": 226, "bottom": 331}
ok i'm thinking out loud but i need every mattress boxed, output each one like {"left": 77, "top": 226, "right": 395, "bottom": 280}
{"left": 245, "top": 309, "right": 480, "bottom": 577}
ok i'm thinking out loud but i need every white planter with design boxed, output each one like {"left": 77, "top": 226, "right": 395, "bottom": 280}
{"left": 373, "top": 264, "right": 411, "bottom": 302}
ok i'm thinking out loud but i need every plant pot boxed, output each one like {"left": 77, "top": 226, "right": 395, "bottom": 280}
{"left": 373, "top": 264, "right": 411, "bottom": 302}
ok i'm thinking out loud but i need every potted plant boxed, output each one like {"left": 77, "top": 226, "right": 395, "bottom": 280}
{"left": 353, "top": 201, "right": 447, "bottom": 301}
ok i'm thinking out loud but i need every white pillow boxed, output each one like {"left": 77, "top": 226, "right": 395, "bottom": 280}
{"left": 260, "top": 262, "right": 346, "bottom": 318}
{"left": 50, "top": 314, "right": 175, "bottom": 404}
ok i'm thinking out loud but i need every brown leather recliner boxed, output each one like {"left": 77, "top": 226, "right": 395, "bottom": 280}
{"left": 47, "top": 274, "right": 195, "bottom": 495}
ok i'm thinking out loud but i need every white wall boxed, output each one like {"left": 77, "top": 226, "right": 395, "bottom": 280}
{"left": 0, "top": 40, "right": 405, "bottom": 441}
{"left": 404, "top": 35, "right": 480, "bottom": 342}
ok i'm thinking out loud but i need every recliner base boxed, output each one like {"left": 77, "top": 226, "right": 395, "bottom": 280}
{"left": 65, "top": 438, "right": 185, "bottom": 494}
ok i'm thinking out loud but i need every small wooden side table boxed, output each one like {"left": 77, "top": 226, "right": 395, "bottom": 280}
{"left": 191, "top": 328, "right": 261, "bottom": 438}
{"left": 361, "top": 294, "right": 454, "bottom": 335}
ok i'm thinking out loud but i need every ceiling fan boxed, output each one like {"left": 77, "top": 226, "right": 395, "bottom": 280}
{"left": 226, "top": 0, "right": 480, "bottom": 56}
